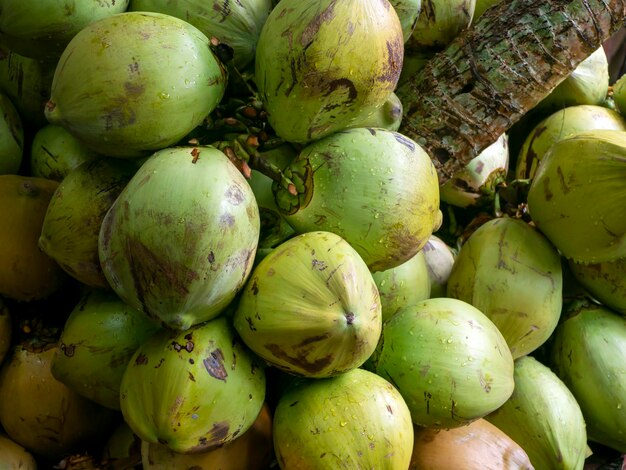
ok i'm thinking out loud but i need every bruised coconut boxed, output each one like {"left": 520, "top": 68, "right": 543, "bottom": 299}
{"left": 119, "top": 316, "right": 266, "bottom": 454}
{"left": 273, "top": 128, "right": 441, "bottom": 272}
{"left": 255, "top": 0, "right": 404, "bottom": 143}
{"left": 233, "top": 231, "right": 382, "bottom": 378}
{"left": 99, "top": 146, "right": 260, "bottom": 331}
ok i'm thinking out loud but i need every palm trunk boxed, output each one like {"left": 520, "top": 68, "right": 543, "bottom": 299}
{"left": 396, "top": 0, "right": 626, "bottom": 183}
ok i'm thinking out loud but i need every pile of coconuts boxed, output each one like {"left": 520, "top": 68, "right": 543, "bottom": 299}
{"left": 0, "top": 0, "right": 625, "bottom": 468}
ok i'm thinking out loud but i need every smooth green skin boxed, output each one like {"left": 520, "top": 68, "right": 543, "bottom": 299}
{"left": 485, "top": 356, "right": 587, "bottom": 470}
{"left": 569, "top": 257, "right": 626, "bottom": 314}
{"left": 447, "top": 217, "right": 563, "bottom": 359}
{"left": 39, "top": 158, "right": 137, "bottom": 288}
{"left": 369, "top": 297, "right": 514, "bottom": 429}
{"left": 234, "top": 231, "right": 382, "bottom": 378}
{"left": 0, "top": 433, "right": 37, "bottom": 470}
{"left": 550, "top": 302, "right": 626, "bottom": 452}
{"left": 389, "top": 0, "right": 422, "bottom": 42}
{"left": 99, "top": 146, "right": 260, "bottom": 331}
{"left": 0, "top": 93, "right": 23, "bottom": 175}
{"left": 515, "top": 105, "right": 626, "bottom": 180}
{"left": 527, "top": 130, "right": 626, "bottom": 264}
{"left": 0, "top": 0, "right": 129, "bottom": 60}
{"left": 0, "top": 300, "right": 10, "bottom": 367}
{"left": 255, "top": 0, "right": 404, "bottom": 143}
{"left": 473, "top": 0, "right": 502, "bottom": 19}
{"left": 614, "top": 73, "right": 626, "bottom": 116}
{"left": 273, "top": 368, "right": 414, "bottom": 470}
{"left": 30, "top": 124, "right": 100, "bottom": 182}
{"left": 422, "top": 234, "right": 455, "bottom": 298}
{"left": 46, "top": 12, "right": 227, "bottom": 158}
{"left": 120, "top": 316, "right": 266, "bottom": 454}
{"left": 348, "top": 91, "right": 404, "bottom": 132}
{"left": 0, "top": 41, "right": 55, "bottom": 127}
{"left": 50, "top": 289, "right": 162, "bottom": 410}
{"left": 129, "top": 0, "right": 272, "bottom": 69}
{"left": 536, "top": 47, "right": 609, "bottom": 114}
{"left": 440, "top": 133, "right": 508, "bottom": 208}
{"left": 273, "top": 128, "right": 441, "bottom": 273}
{"left": 372, "top": 250, "right": 430, "bottom": 322}
{"left": 406, "top": 0, "right": 475, "bottom": 53}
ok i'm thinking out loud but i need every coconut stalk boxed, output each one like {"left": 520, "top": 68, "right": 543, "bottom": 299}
{"left": 397, "top": 0, "right": 626, "bottom": 183}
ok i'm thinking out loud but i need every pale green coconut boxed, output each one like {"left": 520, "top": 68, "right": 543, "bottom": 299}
{"left": 273, "top": 128, "right": 441, "bottom": 272}
{"left": 45, "top": 12, "right": 227, "bottom": 158}
{"left": 550, "top": 300, "right": 626, "bottom": 452}
{"left": 527, "top": 129, "right": 626, "bottom": 264}
{"left": 128, "top": 0, "right": 272, "bottom": 69}
{"left": 120, "top": 316, "right": 266, "bottom": 454}
{"left": 515, "top": 105, "right": 626, "bottom": 180}
{"left": 368, "top": 297, "right": 515, "bottom": 429}
{"left": 485, "top": 356, "right": 588, "bottom": 470}
{"left": 372, "top": 250, "right": 431, "bottom": 322}
{"left": 255, "top": 0, "right": 404, "bottom": 143}
{"left": 233, "top": 231, "right": 381, "bottom": 378}
{"left": 568, "top": 257, "right": 626, "bottom": 314}
{"left": 0, "top": 433, "right": 37, "bottom": 470}
{"left": 273, "top": 368, "right": 414, "bottom": 469}
{"left": 421, "top": 234, "right": 456, "bottom": 298}
{"left": 99, "top": 146, "right": 260, "bottom": 331}
{"left": 389, "top": 0, "right": 422, "bottom": 42}
{"left": 447, "top": 217, "right": 563, "bottom": 359}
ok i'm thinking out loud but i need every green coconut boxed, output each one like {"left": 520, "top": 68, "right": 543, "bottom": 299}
{"left": 349, "top": 91, "right": 404, "bottom": 132}
{"left": 129, "top": 0, "right": 272, "bottom": 69}
{"left": 389, "top": 0, "right": 422, "bottom": 42}
{"left": 473, "top": 0, "right": 503, "bottom": 19}
{"left": 51, "top": 289, "right": 162, "bottom": 410}
{"left": 421, "top": 234, "right": 456, "bottom": 298}
{"left": 440, "top": 133, "right": 508, "bottom": 209}
{"left": 0, "top": 93, "right": 23, "bottom": 175}
{"left": 0, "top": 0, "right": 129, "bottom": 60}
{"left": 119, "top": 315, "right": 266, "bottom": 454}
{"left": 527, "top": 129, "right": 626, "bottom": 264}
{"left": 446, "top": 217, "right": 563, "bottom": 359}
{"left": 273, "top": 368, "right": 414, "bottom": 469}
{"left": 0, "top": 433, "right": 37, "bottom": 470}
{"left": 515, "top": 105, "right": 626, "bottom": 180}
{"left": 368, "top": 297, "right": 515, "bottom": 429}
{"left": 613, "top": 72, "right": 626, "bottom": 116}
{"left": 0, "top": 40, "right": 55, "bottom": 127}
{"left": 30, "top": 124, "right": 100, "bottom": 181}
{"left": 99, "top": 146, "right": 260, "bottom": 331}
{"left": 255, "top": 0, "right": 404, "bottom": 143}
{"left": 485, "top": 356, "right": 588, "bottom": 470}
{"left": 535, "top": 46, "right": 609, "bottom": 114}
{"left": 568, "top": 257, "right": 626, "bottom": 314}
{"left": 405, "top": 0, "right": 475, "bottom": 54}
{"left": 39, "top": 157, "right": 137, "bottom": 288}
{"left": 273, "top": 127, "right": 441, "bottom": 272}
{"left": 372, "top": 250, "right": 431, "bottom": 322}
{"left": 45, "top": 11, "right": 228, "bottom": 158}
{"left": 550, "top": 300, "right": 626, "bottom": 452}
{"left": 233, "top": 231, "right": 381, "bottom": 378}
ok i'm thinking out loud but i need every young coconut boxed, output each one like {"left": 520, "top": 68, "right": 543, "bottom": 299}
{"left": 255, "top": 0, "right": 404, "bottom": 143}
{"left": 515, "top": 105, "right": 626, "bottom": 180}
{"left": 51, "top": 289, "right": 162, "bottom": 410}
{"left": 0, "top": 93, "right": 23, "bottom": 175}
{"left": 119, "top": 316, "right": 266, "bottom": 454}
{"left": 446, "top": 217, "right": 563, "bottom": 359}
{"left": 421, "top": 234, "right": 456, "bottom": 298}
{"left": 409, "top": 418, "right": 533, "bottom": 470}
{"left": 527, "top": 129, "right": 626, "bottom": 264}
{"left": 39, "top": 157, "right": 138, "bottom": 288}
{"left": 484, "top": 356, "right": 588, "bottom": 470}
{"left": 45, "top": 12, "right": 227, "bottom": 158}
{"left": 367, "top": 297, "right": 515, "bottom": 429}
{"left": 99, "top": 146, "right": 260, "bottom": 331}
{"left": 568, "top": 257, "right": 626, "bottom": 314}
{"left": 233, "top": 231, "right": 382, "bottom": 378}
{"left": 272, "top": 368, "right": 414, "bottom": 469}
{"left": 273, "top": 127, "right": 441, "bottom": 273}
{"left": 0, "top": 434, "right": 37, "bottom": 470}
{"left": 550, "top": 300, "right": 626, "bottom": 452}
{"left": 389, "top": 0, "right": 423, "bottom": 43}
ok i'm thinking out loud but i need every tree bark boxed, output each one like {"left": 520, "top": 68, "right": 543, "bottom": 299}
{"left": 396, "top": 0, "right": 626, "bottom": 184}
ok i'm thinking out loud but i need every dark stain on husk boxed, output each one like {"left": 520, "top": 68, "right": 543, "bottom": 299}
{"left": 203, "top": 348, "right": 228, "bottom": 381}
{"left": 265, "top": 343, "right": 333, "bottom": 374}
